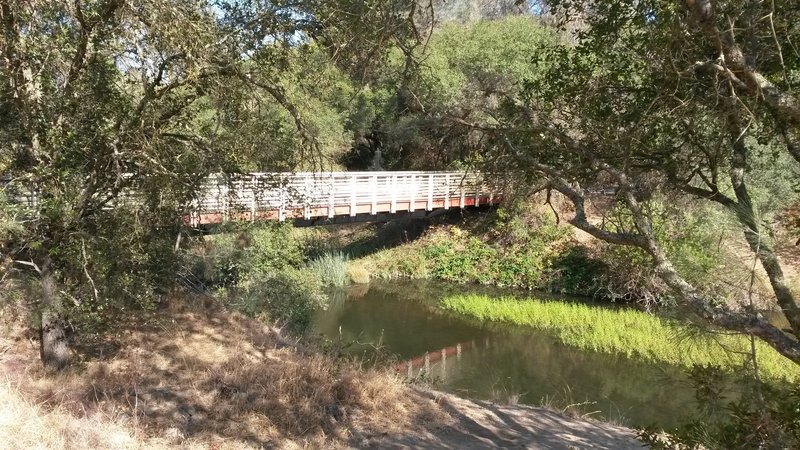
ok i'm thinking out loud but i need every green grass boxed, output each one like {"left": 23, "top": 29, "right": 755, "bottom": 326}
{"left": 441, "top": 294, "right": 800, "bottom": 382}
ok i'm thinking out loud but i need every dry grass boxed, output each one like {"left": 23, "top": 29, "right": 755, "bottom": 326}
{"left": 0, "top": 379, "right": 155, "bottom": 450}
{"left": 0, "top": 302, "right": 448, "bottom": 449}
{"left": 346, "top": 264, "right": 371, "bottom": 284}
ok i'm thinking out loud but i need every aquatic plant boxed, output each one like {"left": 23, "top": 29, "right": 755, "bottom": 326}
{"left": 441, "top": 294, "right": 800, "bottom": 382}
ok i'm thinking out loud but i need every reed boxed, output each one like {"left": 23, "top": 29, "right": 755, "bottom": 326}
{"left": 307, "top": 251, "right": 350, "bottom": 287}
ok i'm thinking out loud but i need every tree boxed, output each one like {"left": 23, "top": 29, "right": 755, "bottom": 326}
{"left": 338, "top": 16, "right": 562, "bottom": 169}
{"left": 0, "top": 0, "right": 407, "bottom": 369}
{"left": 459, "top": 0, "right": 800, "bottom": 364}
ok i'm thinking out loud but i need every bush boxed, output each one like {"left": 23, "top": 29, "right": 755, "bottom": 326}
{"left": 244, "top": 223, "right": 305, "bottom": 276}
{"left": 547, "top": 246, "right": 607, "bottom": 296}
{"left": 235, "top": 268, "right": 327, "bottom": 331}
{"left": 187, "top": 222, "right": 305, "bottom": 288}
{"left": 307, "top": 252, "right": 350, "bottom": 287}
{"left": 592, "top": 196, "right": 750, "bottom": 307}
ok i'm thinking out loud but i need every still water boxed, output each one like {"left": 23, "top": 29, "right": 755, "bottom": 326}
{"left": 312, "top": 280, "right": 700, "bottom": 429}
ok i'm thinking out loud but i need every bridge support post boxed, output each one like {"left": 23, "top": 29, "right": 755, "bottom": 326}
{"left": 328, "top": 173, "right": 335, "bottom": 218}
{"left": 278, "top": 186, "right": 286, "bottom": 222}
{"left": 250, "top": 175, "right": 256, "bottom": 222}
{"left": 303, "top": 175, "right": 311, "bottom": 220}
{"left": 221, "top": 178, "right": 229, "bottom": 223}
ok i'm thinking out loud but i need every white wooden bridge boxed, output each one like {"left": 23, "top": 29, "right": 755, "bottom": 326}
{"left": 2, "top": 171, "right": 503, "bottom": 227}
{"left": 191, "top": 171, "right": 502, "bottom": 226}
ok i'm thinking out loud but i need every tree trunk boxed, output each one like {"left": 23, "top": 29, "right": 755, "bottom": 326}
{"left": 39, "top": 271, "right": 70, "bottom": 371}
{"left": 728, "top": 112, "right": 800, "bottom": 336}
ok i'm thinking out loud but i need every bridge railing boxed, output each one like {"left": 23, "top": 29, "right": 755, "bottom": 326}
{"left": 1, "top": 171, "right": 502, "bottom": 225}
{"left": 190, "top": 171, "right": 499, "bottom": 224}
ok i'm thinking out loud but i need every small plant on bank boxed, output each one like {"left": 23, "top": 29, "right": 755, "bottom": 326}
{"left": 308, "top": 251, "right": 350, "bottom": 287}
{"left": 347, "top": 263, "right": 371, "bottom": 284}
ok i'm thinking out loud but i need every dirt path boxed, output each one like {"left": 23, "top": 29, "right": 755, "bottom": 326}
{"left": 366, "top": 390, "right": 643, "bottom": 449}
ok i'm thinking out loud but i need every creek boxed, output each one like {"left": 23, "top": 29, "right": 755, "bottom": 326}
{"left": 312, "top": 279, "right": 701, "bottom": 430}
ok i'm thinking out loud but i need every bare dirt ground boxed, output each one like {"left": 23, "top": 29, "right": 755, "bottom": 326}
{"left": 371, "top": 390, "right": 642, "bottom": 449}
{"left": 0, "top": 299, "right": 643, "bottom": 449}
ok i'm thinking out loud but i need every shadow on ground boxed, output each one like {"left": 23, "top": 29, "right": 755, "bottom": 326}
{"left": 3, "top": 298, "right": 643, "bottom": 449}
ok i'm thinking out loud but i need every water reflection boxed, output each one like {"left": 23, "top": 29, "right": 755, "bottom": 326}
{"left": 312, "top": 280, "right": 699, "bottom": 429}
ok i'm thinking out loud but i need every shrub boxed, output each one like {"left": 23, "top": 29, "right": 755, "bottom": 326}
{"left": 244, "top": 223, "right": 305, "bottom": 276}
{"left": 235, "top": 268, "right": 327, "bottom": 331}
{"left": 546, "top": 246, "right": 607, "bottom": 296}
{"left": 593, "top": 197, "right": 750, "bottom": 307}
{"left": 187, "top": 222, "right": 305, "bottom": 288}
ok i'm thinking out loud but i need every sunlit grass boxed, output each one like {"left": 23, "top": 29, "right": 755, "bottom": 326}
{"left": 307, "top": 252, "right": 350, "bottom": 287}
{"left": 441, "top": 294, "right": 800, "bottom": 382}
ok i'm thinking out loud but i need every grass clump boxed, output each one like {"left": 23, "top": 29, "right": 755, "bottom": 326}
{"left": 347, "top": 263, "right": 371, "bottom": 284}
{"left": 307, "top": 251, "right": 350, "bottom": 287}
{"left": 441, "top": 294, "right": 800, "bottom": 382}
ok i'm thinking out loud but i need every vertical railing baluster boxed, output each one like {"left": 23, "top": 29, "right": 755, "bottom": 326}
{"left": 303, "top": 175, "right": 311, "bottom": 220}
{"left": 410, "top": 174, "right": 416, "bottom": 212}
{"left": 279, "top": 181, "right": 286, "bottom": 222}
{"left": 350, "top": 174, "right": 357, "bottom": 216}
{"left": 328, "top": 173, "right": 335, "bottom": 218}
{"left": 390, "top": 174, "right": 397, "bottom": 213}
{"left": 371, "top": 174, "right": 378, "bottom": 215}
{"left": 475, "top": 174, "right": 481, "bottom": 207}
{"left": 460, "top": 177, "right": 465, "bottom": 210}
{"left": 427, "top": 174, "right": 433, "bottom": 211}
{"left": 444, "top": 173, "right": 450, "bottom": 210}
{"left": 250, "top": 174, "right": 256, "bottom": 221}
{"left": 222, "top": 177, "right": 229, "bottom": 223}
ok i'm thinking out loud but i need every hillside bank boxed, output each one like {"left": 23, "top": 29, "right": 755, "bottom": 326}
{"left": 0, "top": 298, "right": 642, "bottom": 449}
